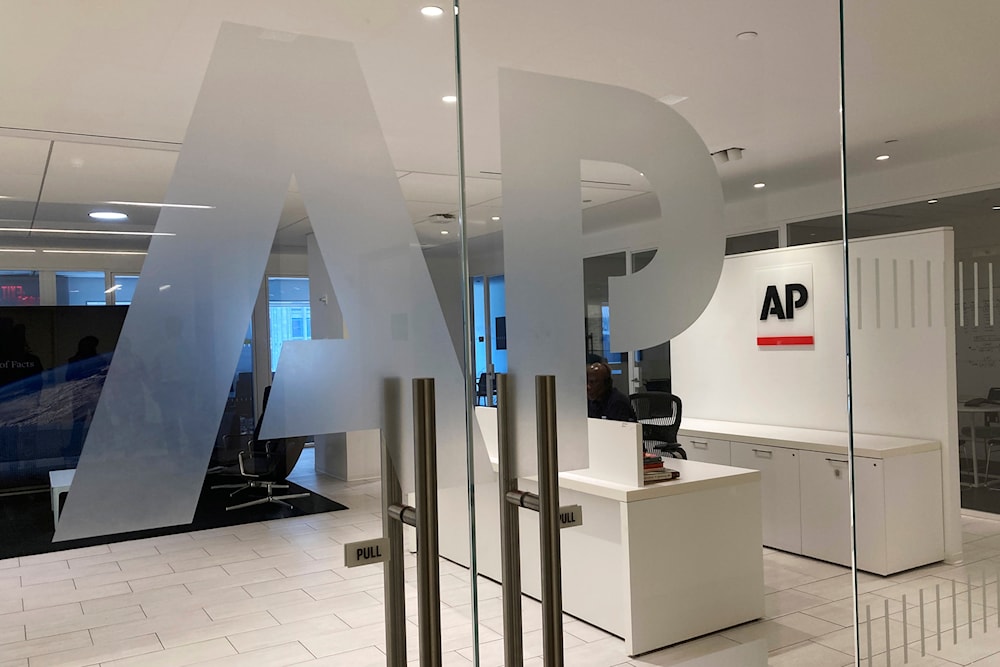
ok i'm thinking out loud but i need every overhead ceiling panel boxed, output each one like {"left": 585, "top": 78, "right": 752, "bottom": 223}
{"left": 41, "top": 142, "right": 178, "bottom": 205}
{"left": 0, "top": 136, "right": 50, "bottom": 200}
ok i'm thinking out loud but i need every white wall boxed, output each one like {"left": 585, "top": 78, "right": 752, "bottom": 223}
{"left": 672, "top": 227, "right": 961, "bottom": 561}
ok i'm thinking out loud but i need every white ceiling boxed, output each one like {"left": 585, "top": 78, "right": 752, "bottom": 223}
{"left": 0, "top": 0, "right": 998, "bottom": 254}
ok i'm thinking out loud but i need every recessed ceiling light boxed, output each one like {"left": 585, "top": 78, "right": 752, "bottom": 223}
{"left": 0, "top": 227, "right": 173, "bottom": 237}
{"left": 875, "top": 154, "right": 890, "bottom": 161}
{"left": 89, "top": 211, "right": 128, "bottom": 221}
{"left": 737, "top": 31, "right": 758, "bottom": 41}
{"left": 442, "top": 95, "right": 457, "bottom": 103}
{"left": 927, "top": 199, "right": 938, "bottom": 204}
{"left": 159, "top": 284, "right": 171, "bottom": 291}
{"left": 0, "top": 195, "right": 10, "bottom": 199}
{"left": 421, "top": 6, "right": 444, "bottom": 16}
{"left": 104, "top": 201, "right": 215, "bottom": 210}
{"left": 0, "top": 248, "right": 36, "bottom": 253}
{"left": 491, "top": 216, "right": 501, "bottom": 221}
{"left": 440, "top": 230, "right": 449, "bottom": 235}
{"left": 994, "top": 206, "right": 1000, "bottom": 211}
{"left": 753, "top": 182, "right": 766, "bottom": 189}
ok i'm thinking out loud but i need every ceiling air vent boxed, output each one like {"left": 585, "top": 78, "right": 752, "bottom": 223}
{"left": 711, "top": 147, "right": 744, "bottom": 165}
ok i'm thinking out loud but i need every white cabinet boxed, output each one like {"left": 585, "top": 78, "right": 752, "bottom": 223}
{"left": 799, "top": 451, "right": 889, "bottom": 573}
{"left": 730, "top": 441, "right": 801, "bottom": 554}
{"left": 680, "top": 422, "right": 945, "bottom": 575}
{"left": 679, "top": 435, "right": 731, "bottom": 465}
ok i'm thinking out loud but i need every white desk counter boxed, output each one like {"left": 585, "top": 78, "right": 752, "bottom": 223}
{"left": 434, "top": 412, "right": 764, "bottom": 656}
{"left": 680, "top": 418, "right": 939, "bottom": 459}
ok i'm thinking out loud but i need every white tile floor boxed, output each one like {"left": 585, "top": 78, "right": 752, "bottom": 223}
{"left": 4, "top": 453, "right": 1000, "bottom": 666}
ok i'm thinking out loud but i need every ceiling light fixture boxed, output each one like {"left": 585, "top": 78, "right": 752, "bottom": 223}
{"left": 421, "top": 6, "right": 444, "bottom": 16}
{"left": 737, "top": 31, "right": 758, "bottom": 40}
{"left": 89, "top": 211, "right": 128, "bottom": 221}
{"left": 491, "top": 216, "right": 501, "bottom": 221}
{"left": 442, "top": 95, "right": 457, "bottom": 103}
{"left": 753, "top": 182, "right": 766, "bottom": 189}
{"left": 440, "top": 230, "right": 449, "bottom": 235}
{"left": 0, "top": 195, "right": 11, "bottom": 199}
{"left": 0, "top": 227, "right": 174, "bottom": 237}
{"left": 43, "top": 250, "right": 148, "bottom": 256}
{"left": 104, "top": 201, "right": 215, "bottom": 210}
{"left": 658, "top": 94, "right": 688, "bottom": 106}
{"left": 0, "top": 248, "right": 36, "bottom": 253}
{"left": 994, "top": 206, "right": 1000, "bottom": 211}
{"left": 875, "top": 154, "right": 890, "bottom": 161}
{"left": 927, "top": 199, "right": 938, "bottom": 204}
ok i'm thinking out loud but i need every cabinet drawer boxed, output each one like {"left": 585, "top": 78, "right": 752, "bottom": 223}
{"left": 678, "top": 436, "right": 731, "bottom": 465}
{"left": 730, "top": 442, "right": 801, "bottom": 553}
{"left": 799, "top": 450, "right": 885, "bottom": 571}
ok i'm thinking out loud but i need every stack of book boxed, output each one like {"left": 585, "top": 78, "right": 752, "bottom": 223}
{"left": 643, "top": 452, "right": 680, "bottom": 485}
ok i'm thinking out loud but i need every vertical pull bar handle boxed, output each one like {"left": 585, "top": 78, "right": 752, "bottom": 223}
{"left": 381, "top": 435, "right": 406, "bottom": 667}
{"left": 496, "top": 373, "right": 523, "bottom": 666}
{"left": 536, "top": 375, "right": 564, "bottom": 666}
{"left": 414, "top": 378, "right": 442, "bottom": 666}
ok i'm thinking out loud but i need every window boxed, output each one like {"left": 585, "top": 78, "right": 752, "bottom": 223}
{"left": 267, "top": 277, "right": 311, "bottom": 372}
{"left": 0, "top": 271, "right": 40, "bottom": 306}
{"left": 56, "top": 271, "right": 107, "bottom": 305}
{"left": 110, "top": 275, "right": 140, "bottom": 305}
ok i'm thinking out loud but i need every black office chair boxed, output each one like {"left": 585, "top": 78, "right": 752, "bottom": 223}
{"left": 211, "top": 386, "right": 309, "bottom": 510}
{"left": 630, "top": 392, "right": 686, "bottom": 459}
{"left": 475, "top": 372, "right": 495, "bottom": 406}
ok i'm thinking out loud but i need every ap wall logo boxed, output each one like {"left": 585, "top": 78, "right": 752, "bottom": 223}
{"left": 756, "top": 264, "right": 814, "bottom": 347}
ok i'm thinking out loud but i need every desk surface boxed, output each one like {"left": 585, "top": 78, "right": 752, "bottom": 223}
{"left": 958, "top": 403, "right": 1000, "bottom": 413}
{"left": 679, "top": 418, "right": 939, "bottom": 459}
{"left": 522, "top": 458, "right": 760, "bottom": 503}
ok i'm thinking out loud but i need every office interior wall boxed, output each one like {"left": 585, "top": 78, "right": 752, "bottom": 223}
{"left": 672, "top": 226, "right": 960, "bottom": 559}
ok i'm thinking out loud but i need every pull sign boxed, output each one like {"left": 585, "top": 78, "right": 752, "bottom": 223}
{"left": 559, "top": 504, "right": 583, "bottom": 529}
{"left": 344, "top": 537, "right": 389, "bottom": 568}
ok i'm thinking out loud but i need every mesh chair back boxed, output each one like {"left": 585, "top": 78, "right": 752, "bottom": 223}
{"left": 630, "top": 392, "right": 682, "bottom": 448}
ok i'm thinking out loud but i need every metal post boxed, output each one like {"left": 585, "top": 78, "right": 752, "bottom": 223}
{"left": 536, "top": 375, "right": 564, "bottom": 666}
{"left": 381, "top": 435, "right": 407, "bottom": 667}
{"left": 413, "top": 378, "right": 442, "bottom": 666}
{"left": 496, "top": 373, "right": 524, "bottom": 666}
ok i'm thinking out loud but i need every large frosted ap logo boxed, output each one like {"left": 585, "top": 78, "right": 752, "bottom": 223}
{"left": 55, "top": 24, "right": 725, "bottom": 541}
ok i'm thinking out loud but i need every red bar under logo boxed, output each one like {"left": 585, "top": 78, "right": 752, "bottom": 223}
{"left": 757, "top": 335, "right": 814, "bottom": 346}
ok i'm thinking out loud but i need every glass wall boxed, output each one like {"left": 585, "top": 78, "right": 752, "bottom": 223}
{"left": 8, "top": 1, "right": 997, "bottom": 665}
{"left": 842, "top": 2, "right": 1000, "bottom": 664}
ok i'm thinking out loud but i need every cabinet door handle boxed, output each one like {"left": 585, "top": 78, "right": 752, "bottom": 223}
{"left": 752, "top": 449, "right": 773, "bottom": 458}
{"left": 691, "top": 440, "right": 708, "bottom": 449}
{"left": 825, "top": 458, "right": 848, "bottom": 465}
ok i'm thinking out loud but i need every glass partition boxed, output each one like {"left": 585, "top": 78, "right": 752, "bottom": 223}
{"left": 458, "top": 0, "right": 848, "bottom": 663}
{"left": 10, "top": 0, "right": 983, "bottom": 664}
{"left": 843, "top": 2, "right": 1000, "bottom": 664}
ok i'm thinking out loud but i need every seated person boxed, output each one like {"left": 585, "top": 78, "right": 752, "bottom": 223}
{"left": 586, "top": 361, "right": 636, "bottom": 422}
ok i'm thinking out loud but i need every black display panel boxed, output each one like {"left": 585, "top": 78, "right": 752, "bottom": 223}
{"left": 0, "top": 306, "right": 128, "bottom": 490}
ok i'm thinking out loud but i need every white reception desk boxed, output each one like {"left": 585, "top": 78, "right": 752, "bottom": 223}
{"left": 433, "top": 411, "right": 764, "bottom": 656}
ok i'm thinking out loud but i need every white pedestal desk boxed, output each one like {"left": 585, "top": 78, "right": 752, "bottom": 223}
{"left": 434, "top": 412, "right": 764, "bottom": 656}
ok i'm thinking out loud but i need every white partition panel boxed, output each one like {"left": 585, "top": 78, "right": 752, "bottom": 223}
{"left": 672, "top": 227, "right": 960, "bottom": 561}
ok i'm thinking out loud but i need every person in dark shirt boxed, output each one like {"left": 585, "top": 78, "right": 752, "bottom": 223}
{"left": 586, "top": 361, "right": 636, "bottom": 421}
